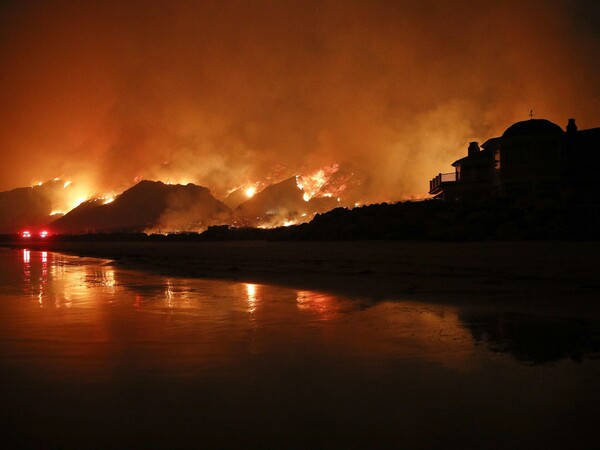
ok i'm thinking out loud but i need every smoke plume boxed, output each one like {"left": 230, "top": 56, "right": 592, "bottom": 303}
{"left": 1, "top": 0, "right": 599, "bottom": 204}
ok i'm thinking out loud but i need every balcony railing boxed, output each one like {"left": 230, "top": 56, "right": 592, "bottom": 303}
{"left": 429, "top": 172, "right": 457, "bottom": 193}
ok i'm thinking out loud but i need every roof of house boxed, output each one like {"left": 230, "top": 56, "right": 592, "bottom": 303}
{"left": 481, "top": 137, "right": 501, "bottom": 150}
{"left": 452, "top": 147, "right": 492, "bottom": 166}
{"left": 447, "top": 121, "right": 598, "bottom": 170}
{"left": 502, "top": 119, "right": 564, "bottom": 139}
{"left": 577, "top": 127, "right": 600, "bottom": 141}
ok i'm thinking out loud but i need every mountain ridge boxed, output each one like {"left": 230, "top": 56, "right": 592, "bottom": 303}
{"left": 51, "top": 180, "right": 230, "bottom": 233}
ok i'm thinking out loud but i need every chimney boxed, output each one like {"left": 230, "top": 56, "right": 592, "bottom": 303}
{"left": 566, "top": 118, "right": 577, "bottom": 134}
{"left": 468, "top": 141, "right": 480, "bottom": 156}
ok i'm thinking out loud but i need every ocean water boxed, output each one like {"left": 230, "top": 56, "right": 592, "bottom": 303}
{"left": 0, "top": 248, "right": 598, "bottom": 449}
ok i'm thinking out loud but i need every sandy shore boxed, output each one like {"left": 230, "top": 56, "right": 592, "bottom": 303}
{"left": 3, "top": 240, "right": 600, "bottom": 318}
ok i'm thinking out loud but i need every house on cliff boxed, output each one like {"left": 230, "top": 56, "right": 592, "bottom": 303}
{"left": 429, "top": 118, "right": 600, "bottom": 203}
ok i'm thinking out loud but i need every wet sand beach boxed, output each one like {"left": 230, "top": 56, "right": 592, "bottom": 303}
{"left": 4, "top": 240, "right": 600, "bottom": 319}
{"left": 1, "top": 244, "right": 599, "bottom": 449}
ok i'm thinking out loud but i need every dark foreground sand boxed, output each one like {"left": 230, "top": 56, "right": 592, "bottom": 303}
{"left": 3, "top": 240, "right": 600, "bottom": 318}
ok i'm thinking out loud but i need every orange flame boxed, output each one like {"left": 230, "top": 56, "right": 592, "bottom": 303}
{"left": 244, "top": 186, "right": 257, "bottom": 198}
{"left": 296, "top": 163, "right": 340, "bottom": 202}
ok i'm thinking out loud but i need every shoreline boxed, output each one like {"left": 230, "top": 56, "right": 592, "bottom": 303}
{"left": 2, "top": 240, "right": 600, "bottom": 319}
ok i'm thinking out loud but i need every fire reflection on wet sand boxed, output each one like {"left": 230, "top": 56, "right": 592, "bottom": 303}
{"left": 0, "top": 248, "right": 599, "bottom": 448}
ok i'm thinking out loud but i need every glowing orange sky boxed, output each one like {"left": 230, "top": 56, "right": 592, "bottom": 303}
{"left": 0, "top": 0, "right": 599, "bottom": 201}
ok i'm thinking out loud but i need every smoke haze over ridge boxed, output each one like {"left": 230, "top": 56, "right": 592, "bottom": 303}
{"left": 1, "top": 0, "right": 599, "bottom": 203}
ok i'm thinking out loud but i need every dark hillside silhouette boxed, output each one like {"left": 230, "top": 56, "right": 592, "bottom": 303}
{"left": 52, "top": 181, "right": 230, "bottom": 233}
{"left": 0, "top": 180, "right": 66, "bottom": 233}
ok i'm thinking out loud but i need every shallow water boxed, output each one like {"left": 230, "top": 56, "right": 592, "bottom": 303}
{"left": 0, "top": 248, "right": 599, "bottom": 449}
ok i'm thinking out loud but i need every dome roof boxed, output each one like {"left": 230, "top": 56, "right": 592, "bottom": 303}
{"left": 502, "top": 119, "right": 564, "bottom": 139}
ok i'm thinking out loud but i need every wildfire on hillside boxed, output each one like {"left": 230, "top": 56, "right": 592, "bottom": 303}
{"left": 296, "top": 164, "right": 340, "bottom": 202}
{"left": 244, "top": 186, "right": 257, "bottom": 198}
{"left": 30, "top": 178, "right": 120, "bottom": 216}
{"left": 26, "top": 162, "right": 364, "bottom": 233}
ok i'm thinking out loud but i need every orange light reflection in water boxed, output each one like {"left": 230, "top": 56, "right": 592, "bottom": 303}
{"left": 325, "top": 302, "right": 477, "bottom": 371}
{"left": 296, "top": 290, "right": 340, "bottom": 320}
{"left": 39, "top": 251, "right": 47, "bottom": 306}
{"left": 4, "top": 250, "right": 481, "bottom": 382}
{"left": 245, "top": 283, "right": 259, "bottom": 313}
{"left": 165, "top": 280, "right": 174, "bottom": 308}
